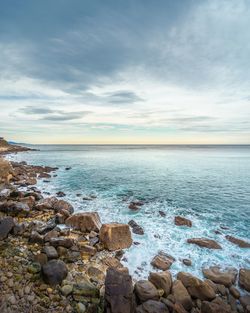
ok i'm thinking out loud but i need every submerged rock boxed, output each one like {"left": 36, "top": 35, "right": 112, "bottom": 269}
{"left": 225, "top": 235, "right": 250, "bottom": 248}
{"left": 128, "top": 220, "right": 144, "bottom": 235}
{"left": 99, "top": 223, "right": 132, "bottom": 251}
{"left": 65, "top": 212, "right": 101, "bottom": 232}
{"left": 202, "top": 266, "right": 237, "bottom": 287}
{"left": 0, "top": 216, "right": 14, "bottom": 240}
{"left": 42, "top": 259, "right": 68, "bottom": 285}
{"left": 175, "top": 216, "right": 192, "bottom": 227}
{"left": 187, "top": 238, "right": 222, "bottom": 249}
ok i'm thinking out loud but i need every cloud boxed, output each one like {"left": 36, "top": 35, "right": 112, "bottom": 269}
{"left": 105, "top": 91, "right": 144, "bottom": 104}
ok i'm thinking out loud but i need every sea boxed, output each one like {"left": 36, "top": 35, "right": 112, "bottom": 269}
{"left": 7, "top": 144, "right": 250, "bottom": 279}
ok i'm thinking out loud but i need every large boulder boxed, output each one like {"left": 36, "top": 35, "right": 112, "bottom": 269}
{"left": 148, "top": 271, "right": 172, "bottom": 297}
{"left": 174, "top": 216, "right": 192, "bottom": 227}
{"left": 136, "top": 300, "right": 169, "bottom": 313}
{"left": 53, "top": 199, "right": 74, "bottom": 215}
{"left": 171, "top": 280, "right": 192, "bottom": 311}
{"left": 35, "top": 197, "right": 58, "bottom": 211}
{"left": 99, "top": 223, "right": 132, "bottom": 251}
{"left": 202, "top": 266, "right": 237, "bottom": 287}
{"left": 187, "top": 238, "right": 222, "bottom": 249}
{"left": 134, "top": 280, "right": 160, "bottom": 303}
{"left": 65, "top": 212, "right": 101, "bottom": 232}
{"left": 151, "top": 252, "right": 175, "bottom": 270}
{"left": 225, "top": 235, "right": 250, "bottom": 248}
{"left": 0, "top": 200, "right": 30, "bottom": 217}
{"left": 105, "top": 267, "right": 135, "bottom": 313}
{"left": 239, "top": 268, "right": 250, "bottom": 292}
{"left": 42, "top": 259, "right": 68, "bottom": 285}
{"left": 0, "top": 216, "right": 14, "bottom": 240}
{"left": 177, "top": 272, "right": 216, "bottom": 301}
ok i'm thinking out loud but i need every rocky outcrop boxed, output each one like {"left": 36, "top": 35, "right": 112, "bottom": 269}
{"left": 171, "top": 280, "right": 192, "bottom": 311}
{"left": 0, "top": 158, "right": 13, "bottom": 183}
{"left": 239, "top": 268, "right": 250, "bottom": 291}
{"left": 65, "top": 212, "right": 101, "bottom": 232}
{"left": 148, "top": 271, "right": 172, "bottom": 297}
{"left": 42, "top": 260, "right": 68, "bottom": 285}
{"left": 151, "top": 252, "right": 175, "bottom": 270}
{"left": 0, "top": 216, "right": 14, "bottom": 240}
{"left": 225, "top": 235, "right": 250, "bottom": 248}
{"left": 99, "top": 223, "right": 132, "bottom": 251}
{"left": 128, "top": 220, "right": 144, "bottom": 235}
{"left": 105, "top": 267, "right": 135, "bottom": 313}
{"left": 174, "top": 216, "right": 192, "bottom": 227}
{"left": 202, "top": 266, "right": 237, "bottom": 287}
{"left": 134, "top": 280, "right": 160, "bottom": 303}
{"left": 177, "top": 272, "right": 216, "bottom": 301}
{"left": 187, "top": 238, "right": 222, "bottom": 249}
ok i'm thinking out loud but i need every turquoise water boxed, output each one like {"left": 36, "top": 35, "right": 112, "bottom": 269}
{"left": 9, "top": 145, "right": 250, "bottom": 278}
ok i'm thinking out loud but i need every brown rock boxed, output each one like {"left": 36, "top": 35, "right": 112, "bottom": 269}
{"left": 240, "top": 295, "right": 250, "bottom": 308}
{"left": 239, "top": 268, "right": 250, "bottom": 292}
{"left": 201, "top": 300, "right": 231, "bottom": 313}
{"left": 171, "top": 280, "right": 192, "bottom": 311}
{"left": 99, "top": 223, "right": 132, "bottom": 251}
{"left": 229, "top": 286, "right": 240, "bottom": 299}
{"left": 177, "top": 272, "right": 216, "bottom": 301}
{"left": 225, "top": 235, "right": 250, "bottom": 248}
{"left": 80, "top": 244, "right": 97, "bottom": 256}
{"left": 34, "top": 253, "right": 48, "bottom": 265}
{"left": 134, "top": 280, "right": 159, "bottom": 303}
{"left": 148, "top": 271, "right": 172, "bottom": 296}
{"left": 202, "top": 266, "right": 237, "bottom": 287}
{"left": 29, "top": 231, "right": 44, "bottom": 244}
{"left": 173, "top": 303, "right": 188, "bottom": 313}
{"left": 35, "top": 197, "right": 58, "bottom": 211}
{"left": 151, "top": 252, "right": 175, "bottom": 270}
{"left": 102, "top": 256, "right": 123, "bottom": 269}
{"left": 0, "top": 216, "right": 14, "bottom": 240}
{"left": 175, "top": 216, "right": 192, "bottom": 227}
{"left": 105, "top": 267, "right": 135, "bottom": 313}
{"left": 136, "top": 300, "right": 169, "bottom": 313}
{"left": 53, "top": 199, "right": 74, "bottom": 215}
{"left": 187, "top": 238, "right": 222, "bottom": 249}
{"left": 65, "top": 212, "right": 101, "bottom": 232}
{"left": 50, "top": 236, "right": 74, "bottom": 248}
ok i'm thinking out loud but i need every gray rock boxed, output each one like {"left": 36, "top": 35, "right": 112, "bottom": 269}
{"left": 43, "top": 246, "right": 58, "bottom": 259}
{"left": 42, "top": 260, "right": 68, "bottom": 285}
{"left": 0, "top": 216, "right": 14, "bottom": 240}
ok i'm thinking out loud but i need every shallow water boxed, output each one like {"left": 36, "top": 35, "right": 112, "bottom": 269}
{"left": 8, "top": 145, "right": 250, "bottom": 279}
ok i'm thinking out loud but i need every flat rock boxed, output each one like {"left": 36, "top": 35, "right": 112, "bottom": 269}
{"left": 151, "top": 252, "right": 175, "bottom": 270}
{"left": 100, "top": 223, "right": 132, "bottom": 251}
{"left": 42, "top": 259, "right": 68, "bottom": 285}
{"left": 148, "top": 271, "right": 172, "bottom": 297}
{"left": 225, "top": 235, "right": 250, "bottom": 248}
{"left": 134, "top": 280, "right": 159, "bottom": 303}
{"left": 65, "top": 212, "right": 101, "bottom": 232}
{"left": 187, "top": 238, "right": 222, "bottom": 249}
{"left": 202, "top": 266, "right": 237, "bottom": 287}
{"left": 0, "top": 216, "right": 14, "bottom": 240}
{"left": 175, "top": 216, "right": 192, "bottom": 227}
{"left": 239, "top": 268, "right": 250, "bottom": 292}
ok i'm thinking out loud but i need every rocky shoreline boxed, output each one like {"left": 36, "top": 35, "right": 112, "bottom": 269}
{"left": 0, "top": 141, "right": 250, "bottom": 313}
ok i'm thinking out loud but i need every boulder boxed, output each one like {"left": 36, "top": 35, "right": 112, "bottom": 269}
{"left": 72, "top": 279, "right": 99, "bottom": 299}
{"left": 187, "top": 238, "right": 222, "bottom": 249}
{"left": 42, "top": 259, "right": 68, "bottom": 285}
{"left": 239, "top": 268, "right": 250, "bottom": 292}
{"left": 174, "top": 216, "right": 192, "bottom": 227}
{"left": 35, "top": 197, "right": 58, "bottom": 211}
{"left": 99, "top": 223, "right": 132, "bottom": 251}
{"left": 151, "top": 252, "right": 175, "bottom": 270}
{"left": 177, "top": 272, "right": 216, "bottom": 301}
{"left": 225, "top": 235, "right": 250, "bottom": 248}
{"left": 128, "top": 220, "right": 144, "bottom": 235}
{"left": 0, "top": 200, "right": 30, "bottom": 217}
{"left": 240, "top": 295, "right": 250, "bottom": 308}
{"left": 43, "top": 246, "right": 58, "bottom": 259}
{"left": 0, "top": 159, "right": 13, "bottom": 183}
{"left": 29, "top": 231, "right": 44, "bottom": 244}
{"left": 201, "top": 300, "right": 231, "bottom": 313}
{"left": 202, "top": 266, "right": 237, "bottom": 287}
{"left": 171, "top": 280, "right": 192, "bottom": 311}
{"left": 65, "top": 212, "right": 101, "bottom": 232}
{"left": 0, "top": 216, "right": 14, "bottom": 240}
{"left": 148, "top": 271, "right": 172, "bottom": 297}
{"left": 53, "top": 199, "right": 74, "bottom": 215}
{"left": 136, "top": 300, "right": 169, "bottom": 313}
{"left": 105, "top": 267, "right": 135, "bottom": 313}
{"left": 134, "top": 280, "right": 159, "bottom": 303}
{"left": 50, "top": 236, "right": 74, "bottom": 248}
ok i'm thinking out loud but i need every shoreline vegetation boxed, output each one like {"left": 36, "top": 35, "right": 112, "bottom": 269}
{"left": 0, "top": 138, "right": 249, "bottom": 313}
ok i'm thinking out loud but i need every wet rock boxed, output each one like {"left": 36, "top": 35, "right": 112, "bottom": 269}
{"left": 56, "top": 191, "right": 66, "bottom": 197}
{"left": 105, "top": 267, "right": 135, "bottom": 313}
{"left": 225, "top": 235, "right": 250, "bottom": 248}
{"left": 175, "top": 216, "right": 192, "bottom": 227}
{"left": 35, "top": 197, "right": 57, "bottom": 211}
{"left": 182, "top": 259, "right": 192, "bottom": 266}
{"left": 229, "top": 286, "right": 240, "bottom": 299}
{"left": 100, "top": 223, "right": 132, "bottom": 251}
{"left": 177, "top": 272, "right": 216, "bottom": 301}
{"left": 135, "top": 280, "right": 160, "bottom": 303}
{"left": 50, "top": 236, "right": 74, "bottom": 248}
{"left": 136, "top": 300, "right": 169, "bottom": 313}
{"left": 65, "top": 212, "right": 101, "bottom": 232}
{"left": 0, "top": 216, "right": 14, "bottom": 240}
{"left": 128, "top": 220, "right": 144, "bottom": 235}
{"left": 65, "top": 167, "right": 72, "bottom": 170}
{"left": 202, "top": 266, "right": 237, "bottom": 287}
{"left": 159, "top": 210, "right": 166, "bottom": 217}
{"left": 29, "top": 231, "right": 44, "bottom": 244}
{"left": 148, "top": 271, "right": 172, "bottom": 296}
{"left": 239, "top": 268, "right": 250, "bottom": 292}
{"left": 129, "top": 203, "right": 140, "bottom": 210}
{"left": 151, "top": 252, "right": 175, "bottom": 270}
{"left": 43, "top": 246, "right": 58, "bottom": 259}
{"left": 42, "top": 259, "right": 68, "bottom": 285}
{"left": 187, "top": 238, "right": 222, "bottom": 249}
{"left": 172, "top": 280, "right": 192, "bottom": 311}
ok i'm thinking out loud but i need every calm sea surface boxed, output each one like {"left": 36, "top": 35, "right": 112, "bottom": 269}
{"left": 8, "top": 145, "right": 250, "bottom": 278}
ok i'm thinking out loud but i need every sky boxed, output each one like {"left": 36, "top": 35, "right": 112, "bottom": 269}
{"left": 0, "top": 0, "right": 250, "bottom": 144}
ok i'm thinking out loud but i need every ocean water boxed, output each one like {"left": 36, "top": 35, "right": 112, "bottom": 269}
{"left": 8, "top": 145, "right": 250, "bottom": 279}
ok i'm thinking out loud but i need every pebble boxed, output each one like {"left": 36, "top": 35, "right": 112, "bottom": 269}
{"left": 76, "top": 302, "right": 86, "bottom": 313}
{"left": 61, "top": 284, "right": 73, "bottom": 296}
